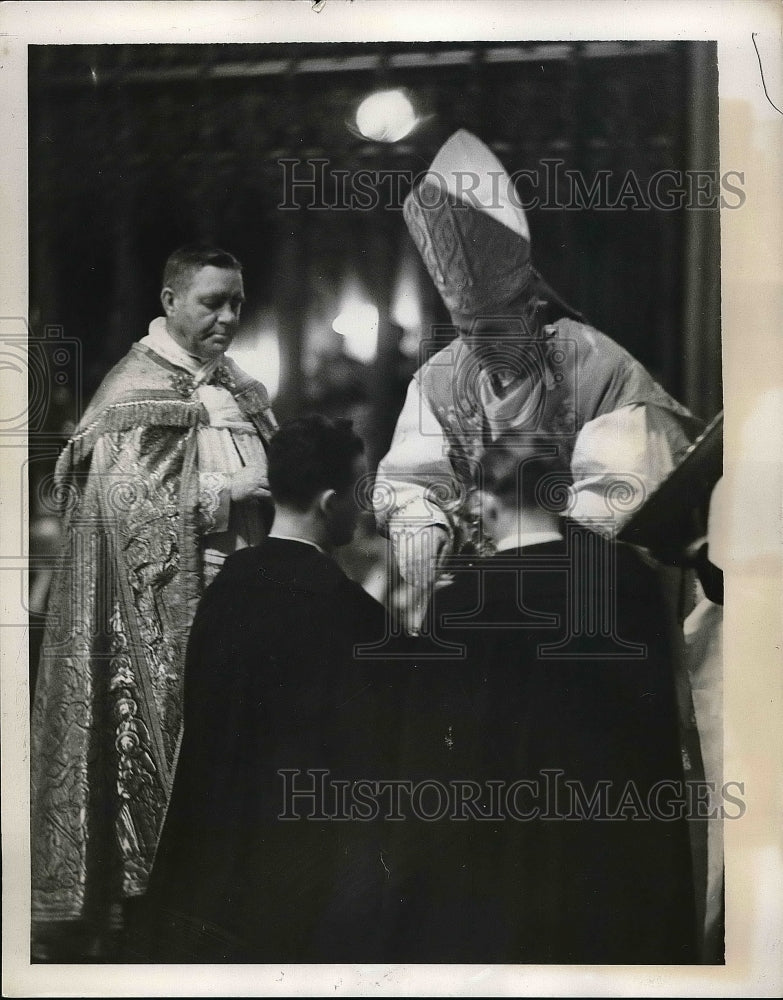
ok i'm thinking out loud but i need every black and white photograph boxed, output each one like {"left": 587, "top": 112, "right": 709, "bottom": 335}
{"left": 2, "top": 1, "right": 782, "bottom": 996}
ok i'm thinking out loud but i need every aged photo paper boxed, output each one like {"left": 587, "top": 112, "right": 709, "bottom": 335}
{"left": 2, "top": 0, "right": 781, "bottom": 995}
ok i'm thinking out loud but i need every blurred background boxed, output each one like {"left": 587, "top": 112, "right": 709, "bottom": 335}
{"left": 27, "top": 39, "right": 722, "bottom": 665}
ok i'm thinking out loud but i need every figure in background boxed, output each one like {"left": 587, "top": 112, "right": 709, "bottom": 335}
{"left": 618, "top": 411, "right": 724, "bottom": 960}
{"left": 683, "top": 478, "right": 724, "bottom": 961}
{"left": 374, "top": 130, "right": 700, "bottom": 629}
{"left": 392, "top": 441, "right": 697, "bottom": 963}
{"left": 31, "top": 245, "right": 277, "bottom": 959}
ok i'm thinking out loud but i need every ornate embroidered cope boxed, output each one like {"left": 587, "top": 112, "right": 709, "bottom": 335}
{"left": 31, "top": 330, "right": 277, "bottom": 923}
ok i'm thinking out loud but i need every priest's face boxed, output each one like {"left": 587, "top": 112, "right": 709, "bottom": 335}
{"left": 162, "top": 264, "right": 245, "bottom": 360}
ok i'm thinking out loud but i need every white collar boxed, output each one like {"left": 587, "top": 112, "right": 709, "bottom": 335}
{"left": 494, "top": 528, "right": 563, "bottom": 553}
{"left": 140, "top": 316, "right": 222, "bottom": 383}
{"left": 268, "top": 532, "right": 328, "bottom": 556}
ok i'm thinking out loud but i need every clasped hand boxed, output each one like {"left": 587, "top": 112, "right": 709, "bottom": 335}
{"left": 230, "top": 466, "right": 271, "bottom": 502}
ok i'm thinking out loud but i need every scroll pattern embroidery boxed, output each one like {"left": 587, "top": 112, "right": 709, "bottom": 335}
{"left": 115, "top": 431, "right": 186, "bottom": 745}
{"left": 109, "top": 602, "right": 162, "bottom": 895}
{"left": 198, "top": 471, "right": 230, "bottom": 533}
{"left": 105, "top": 429, "right": 189, "bottom": 892}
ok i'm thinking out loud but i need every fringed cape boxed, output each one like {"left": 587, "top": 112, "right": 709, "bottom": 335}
{"left": 31, "top": 344, "right": 277, "bottom": 923}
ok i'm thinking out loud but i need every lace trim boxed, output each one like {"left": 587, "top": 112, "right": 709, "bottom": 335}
{"left": 198, "top": 471, "right": 229, "bottom": 533}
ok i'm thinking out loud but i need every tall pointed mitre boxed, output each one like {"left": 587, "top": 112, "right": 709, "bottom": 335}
{"left": 403, "top": 130, "right": 534, "bottom": 322}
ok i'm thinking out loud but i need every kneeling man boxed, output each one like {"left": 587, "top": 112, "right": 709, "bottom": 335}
{"left": 129, "top": 416, "right": 402, "bottom": 962}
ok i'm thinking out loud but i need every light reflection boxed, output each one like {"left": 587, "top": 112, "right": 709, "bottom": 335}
{"left": 228, "top": 319, "right": 281, "bottom": 399}
{"left": 332, "top": 301, "right": 379, "bottom": 364}
{"left": 355, "top": 89, "right": 419, "bottom": 143}
{"left": 391, "top": 249, "right": 423, "bottom": 357}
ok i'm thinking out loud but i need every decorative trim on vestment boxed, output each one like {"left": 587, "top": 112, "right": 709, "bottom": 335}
{"left": 210, "top": 363, "right": 237, "bottom": 393}
{"left": 109, "top": 601, "right": 161, "bottom": 896}
{"left": 169, "top": 371, "right": 198, "bottom": 398}
{"left": 57, "top": 398, "right": 206, "bottom": 488}
{"left": 198, "top": 472, "right": 230, "bottom": 533}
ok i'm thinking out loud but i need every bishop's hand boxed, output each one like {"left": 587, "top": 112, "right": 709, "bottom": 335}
{"left": 392, "top": 522, "right": 451, "bottom": 589}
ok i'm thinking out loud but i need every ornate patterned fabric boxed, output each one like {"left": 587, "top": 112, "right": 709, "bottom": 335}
{"left": 403, "top": 182, "right": 533, "bottom": 319}
{"left": 402, "top": 129, "right": 535, "bottom": 320}
{"left": 416, "top": 319, "right": 697, "bottom": 491}
{"left": 374, "top": 320, "right": 701, "bottom": 626}
{"left": 30, "top": 342, "right": 277, "bottom": 924}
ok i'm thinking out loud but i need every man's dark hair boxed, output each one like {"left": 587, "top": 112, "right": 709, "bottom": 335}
{"left": 268, "top": 415, "right": 365, "bottom": 511}
{"left": 480, "top": 435, "right": 572, "bottom": 514}
{"left": 162, "top": 245, "right": 242, "bottom": 294}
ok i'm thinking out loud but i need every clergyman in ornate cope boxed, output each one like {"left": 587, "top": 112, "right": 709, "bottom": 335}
{"left": 30, "top": 246, "right": 278, "bottom": 951}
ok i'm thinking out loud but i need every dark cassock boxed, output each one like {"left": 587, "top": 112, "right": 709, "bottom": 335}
{"left": 391, "top": 523, "right": 698, "bottom": 964}
{"left": 31, "top": 318, "right": 277, "bottom": 931}
{"left": 127, "top": 537, "right": 408, "bottom": 963}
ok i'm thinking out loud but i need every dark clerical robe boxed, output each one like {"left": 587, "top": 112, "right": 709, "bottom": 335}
{"left": 129, "top": 538, "right": 405, "bottom": 962}
{"left": 390, "top": 525, "right": 697, "bottom": 963}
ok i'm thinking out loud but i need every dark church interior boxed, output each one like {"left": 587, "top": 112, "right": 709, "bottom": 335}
{"left": 27, "top": 39, "right": 723, "bottom": 966}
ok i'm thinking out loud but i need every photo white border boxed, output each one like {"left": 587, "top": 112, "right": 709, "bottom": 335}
{"left": 2, "top": 1, "right": 782, "bottom": 995}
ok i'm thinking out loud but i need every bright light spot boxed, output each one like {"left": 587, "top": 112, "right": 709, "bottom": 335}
{"left": 332, "top": 302, "right": 379, "bottom": 364}
{"left": 391, "top": 276, "right": 420, "bottom": 331}
{"left": 228, "top": 326, "right": 280, "bottom": 398}
{"left": 391, "top": 251, "right": 423, "bottom": 357}
{"left": 356, "top": 89, "right": 418, "bottom": 143}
